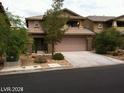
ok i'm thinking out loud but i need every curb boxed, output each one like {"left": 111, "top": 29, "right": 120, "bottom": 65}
{"left": 0, "top": 66, "right": 73, "bottom": 76}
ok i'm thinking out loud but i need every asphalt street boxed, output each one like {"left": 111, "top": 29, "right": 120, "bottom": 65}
{"left": 0, "top": 64, "right": 124, "bottom": 93}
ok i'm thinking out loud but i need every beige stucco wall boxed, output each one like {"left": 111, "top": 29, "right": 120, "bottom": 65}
{"left": 86, "top": 37, "right": 93, "bottom": 51}
{"left": 79, "top": 20, "right": 84, "bottom": 29}
{"left": 83, "top": 19, "right": 94, "bottom": 31}
{"left": 28, "top": 20, "right": 43, "bottom": 32}
{"left": 93, "top": 22, "right": 104, "bottom": 33}
{"left": 83, "top": 19, "right": 111, "bottom": 33}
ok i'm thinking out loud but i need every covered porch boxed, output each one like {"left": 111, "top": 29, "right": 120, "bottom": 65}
{"left": 112, "top": 15, "right": 124, "bottom": 35}
{"left": 28, "top": 33, "right": 48, "bottom": 53}
{"left": 33, "top": 38, "right": 48, "bottom": 53}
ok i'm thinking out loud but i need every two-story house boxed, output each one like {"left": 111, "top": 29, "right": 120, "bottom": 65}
{"left": 83, "top": 16, "right": 115, "bottom": 33}
{"left": 26, "top": 8, "right": 95, "bottom": 52}
{"left": 26, "top": 8, "right": 124, "bottom": 53}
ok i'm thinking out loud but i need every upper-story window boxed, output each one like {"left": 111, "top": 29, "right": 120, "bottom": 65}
{"left": 67, "top": 20, "right": 79, "bottom": 28}
{"left": 98, "top": 23, "right": 103, "bottom": 29}
{"left": 117, "top": 21, "right": 124, "bottom": 27}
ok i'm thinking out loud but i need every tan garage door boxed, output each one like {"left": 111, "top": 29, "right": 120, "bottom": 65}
{"left": 55, "top": 36, "right": 87, "bottom": 52}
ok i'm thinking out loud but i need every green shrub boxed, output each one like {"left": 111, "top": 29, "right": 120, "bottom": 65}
{"left": 120, "top": 37, "right": 124, "bottom": 49}
{"left": 95, "top": 28, "right": 122, "bottom": 54}
{"left": 6, "top": 49, "right": 19, "bottom": 62}
{"left": 34, "top": 55, "right": 47, "bottom": 63}
{"left": 52, "top": 53, "right": 64, "bottom": 60}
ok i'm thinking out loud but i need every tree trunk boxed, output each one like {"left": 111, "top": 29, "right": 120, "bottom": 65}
{"left": 0, "top": 55, "right": 2, "bottom": 61}
{"left": 51, "top": 41, "right": 55, "bottom": 57}
{"left": 0, "top": 54, "right": 4, "bottom": 64}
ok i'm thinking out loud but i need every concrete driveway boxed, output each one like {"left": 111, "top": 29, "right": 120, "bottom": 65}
{"left": 62, "top": 51, "right": 124, "bottom": 68}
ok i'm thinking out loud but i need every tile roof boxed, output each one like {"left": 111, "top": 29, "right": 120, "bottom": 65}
{"left": 26, "top": 8, "right": 86, "bottom": 20}
{"left": 26, "top": 15, "right": 115, "bottom": 22}
{"left": 28, "top": 27, "right": 95, "bottom": 35}
{"left": 65, "top": 28, "right": 95, "bottom": 35}
{"left": 26, "top": 15, "right": 43, "bottom": 20}
{"left": 63, "top": 8, "right": 82, "bottom": 17}
{"left": 26, "top": 15, "right": 85, "bottom": 20}
{"left": 87, "top": 16, "right": 115, "bottom": 22}
{"left": 114, "top": 15, "right": 124, "bottom": 20}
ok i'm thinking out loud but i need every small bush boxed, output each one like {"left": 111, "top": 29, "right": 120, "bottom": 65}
{"left": 52, "top": 53, "right": 64, "bottom": 60}
{"left": 34, "top": 55, "right": 47, "bottom": 63}
{"left": 113, "top": 49, "right": 124, "bottom": 56}
{"left": 112, "top": 52, "right": 119, "bottom": 56}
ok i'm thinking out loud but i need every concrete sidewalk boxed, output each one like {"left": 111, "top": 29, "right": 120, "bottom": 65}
{"left": 0, "top": 63, "right": 72, "bottom": 75}
{"left": 1, "top": 65, "right": 42, "bottom": 72}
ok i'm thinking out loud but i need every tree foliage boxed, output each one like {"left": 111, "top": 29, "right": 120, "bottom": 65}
{"left": 95, "top": 28, "right": 122, "bottom": 54}
{"left": 42, "top": 0, "right": 68, "bottom": 56}
{"left": 6, "top": 10, "right": 26, "bottom": 28}
{"left": 0, "top": 10, "right": 29, "bottom": 61}
{"left": 6, "top": 28, "right": 29, "bottom": 61}
{"left": 0, "top": 11, "right": 10, "bottom": 58}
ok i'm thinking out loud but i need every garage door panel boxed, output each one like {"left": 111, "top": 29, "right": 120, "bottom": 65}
{"left": 55, "top": 37, "right": 86, "bottom": 52}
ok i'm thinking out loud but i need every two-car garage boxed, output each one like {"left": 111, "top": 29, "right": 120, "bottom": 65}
{"left": 55, "top": 36, "right": 87, "bottom": 52}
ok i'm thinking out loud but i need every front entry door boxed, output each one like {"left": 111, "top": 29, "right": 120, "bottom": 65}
{"left": 34, "top": 38, "right": 46, "bottom": 52}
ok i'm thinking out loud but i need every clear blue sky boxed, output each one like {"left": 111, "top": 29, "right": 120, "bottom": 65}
{"left": 1, "top": 0, "right": 124, "bottom": 18}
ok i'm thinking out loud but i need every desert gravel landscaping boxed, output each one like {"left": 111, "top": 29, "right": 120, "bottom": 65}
{"left": 105, "top": 54, "right": 124, "bottom": 61}
{"left": 0, "top": 53, "right": 72, "bottom": 75}
{"left": 20, "top": 53, "right": 72, "bottom": 68}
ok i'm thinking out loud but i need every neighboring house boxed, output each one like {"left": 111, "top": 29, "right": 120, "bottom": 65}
{"left": 109, "top": 15, "right": 124, "bottom": 35}
{"left": 83, "top": 16, "right": 115, "bottom": 33}
{"left": 26, "top": 8, "right": 124, "bottom": 52}
{"left": 84, "top": 15, "right": 124, "bottom": 35}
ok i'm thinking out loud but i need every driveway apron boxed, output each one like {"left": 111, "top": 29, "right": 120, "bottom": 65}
{"left": 62, "top": 51, "right": 124, "bottom": 68}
